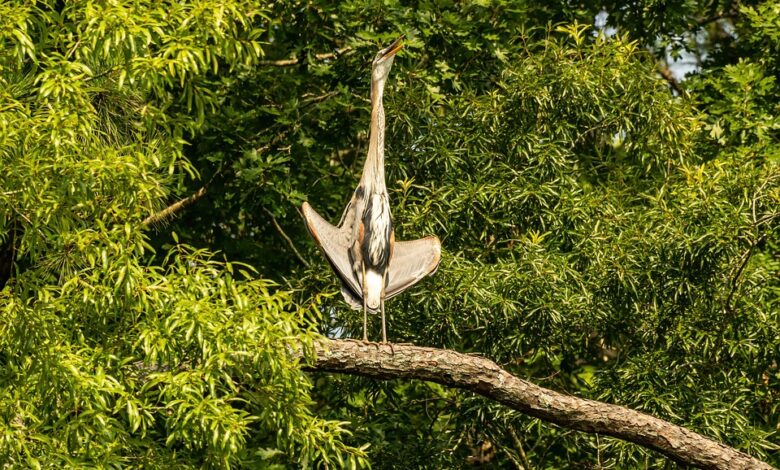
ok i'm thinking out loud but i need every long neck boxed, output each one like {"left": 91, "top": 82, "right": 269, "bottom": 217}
{"left": 362, "top": 75, "right": 386, "bottom": 191}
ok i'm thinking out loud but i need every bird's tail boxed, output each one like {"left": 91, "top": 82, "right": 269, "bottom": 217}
{"left": 364, "top": 270, "right": 383, "bottom": 311}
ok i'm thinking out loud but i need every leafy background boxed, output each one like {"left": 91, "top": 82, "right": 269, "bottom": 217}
{"left": 1, "top": 0, "right": 778, "bottom": 468}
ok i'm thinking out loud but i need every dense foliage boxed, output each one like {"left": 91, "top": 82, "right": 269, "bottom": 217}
{"left": 0, "top": 2, "right": 364, "bottom": 467}
{"left": 1, "top": 0, "right": 778, "bottom": 468}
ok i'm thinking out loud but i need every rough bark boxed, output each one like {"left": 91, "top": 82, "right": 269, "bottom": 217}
{"left": 306, "top": 339, "right": 774, "bottom": 470}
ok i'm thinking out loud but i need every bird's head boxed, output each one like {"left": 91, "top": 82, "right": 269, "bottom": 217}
{"left": 371, "top": 36, "right": 403, "bottom": 84}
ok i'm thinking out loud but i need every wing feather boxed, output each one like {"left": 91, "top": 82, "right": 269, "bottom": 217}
{"left": 301, "top": 202, "right": 362, "bottom": 303}
{"left": 386, "top": 236, "right": 441, "bottom": 300}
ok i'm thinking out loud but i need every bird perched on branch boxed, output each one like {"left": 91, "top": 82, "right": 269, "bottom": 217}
{"left": 302, "top": 36, "right": 441, "bottom": 343}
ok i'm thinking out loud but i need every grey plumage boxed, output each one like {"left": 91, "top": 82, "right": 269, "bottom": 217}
{"left": 302, "top": 36, "right": 441, "bottom": 342}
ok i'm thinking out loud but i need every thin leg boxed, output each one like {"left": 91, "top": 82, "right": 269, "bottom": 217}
{"left": 380, "top": 298, "right": 387, "bottom": 343}
{"left": 362, "top": 264, "right": 368, "bottom": 342}
{"left": 363, "top": 300, "right": 368, "bottom": 342}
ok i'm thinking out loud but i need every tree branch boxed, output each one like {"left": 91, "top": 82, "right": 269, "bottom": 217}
{"left": 306, "top": 339, "right": 773, "bottom": 470}
{"left": 261, "top": 207, "right": 310, "bottom": 267}
{"left": 508, "top": 426, "right": 532, "bottom": 470}
{"left": 259, "top": 47, "right": 354, "bottom": 67}
{"left": 696, "top": 12, "right": 739, "bottom": 27}
{"left": 142, "top": 186, "right": 208, "bottom": 227}
{"left": 724, "top": 234, "right": 765, "bottom": 315}
{"left": 657, "top": 62, "right": 684, "bottom": 95}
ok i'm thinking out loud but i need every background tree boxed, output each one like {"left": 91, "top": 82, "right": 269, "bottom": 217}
{"left": 1, "top": 0, "right": 778, "bottom": 468}
{"left": 0, "top": 1, "right": 365, "bottom": 467}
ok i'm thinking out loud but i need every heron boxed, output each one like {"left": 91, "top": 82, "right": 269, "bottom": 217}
{"left": 302, "top": 36, "right": 441, "bottom": 343}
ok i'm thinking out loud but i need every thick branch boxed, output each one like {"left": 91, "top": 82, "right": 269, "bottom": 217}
{"left": 306, "top": 340, "right": 772, "bottom": 470}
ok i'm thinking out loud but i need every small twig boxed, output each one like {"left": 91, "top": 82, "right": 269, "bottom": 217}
{"left": 509, "top": 426, "right": 532, "bottom": 470}
{"left": 494, "top": 442, "right": 524, "bottom": 470}
{"left": 259, "top": 47, "right": 354, "bottom": 67}
{"left": 657, "top": 62, "right": 683, "bottom": 95}
{"left": 751, "top": 176, "right": 775, "bottom": 225}
{"left": 350, "top": 91, "right": 371, "bottom": 104}
{"left": 486, "top": 423, "right": 523, "bottom": 469}
{"left": 722, "top": 174, "right": 778, "bottom": 316}
{"left": 574, "top": 118, "right": 619, "bottom": 145}
{"left": 754, "top": 212, "right": 780, "bottom": 226}
{"left": 259, "top": 57, "right": 301, "bottom": 67}
{"left": 302, "top": 90, "right": 339, "bottom": 104}
{"left": 262, "top": 207, "right": 310, "bottom": 267}
{"left": 696, "top": 11, "right": 738, "bottom": 27}
{"left": 85, "top": 64, "right": 123, "bottom": 83}
{"left": 724, "top": 234, "right": 766, "bottom": 315}
{"left": 597, "top": 434, "right": 602, "bottom": 468}
{"left": 142, "top": 186, "right": 208, "bottom": 227}
{"left": 8, "top": 206, "right": 48, "bottom": 241}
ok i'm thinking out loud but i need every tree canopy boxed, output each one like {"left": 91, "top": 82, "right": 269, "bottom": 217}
{"left": 1, "top": 0, "right": 778, "bottom": 468}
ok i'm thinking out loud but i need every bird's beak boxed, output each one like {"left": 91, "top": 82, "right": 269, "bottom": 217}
{"left": 381, "top": 36, "right": 404, "bottom": 59}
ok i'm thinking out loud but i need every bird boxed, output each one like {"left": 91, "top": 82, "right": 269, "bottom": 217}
{"left": 302, "top": 36, "right": 441, "bottom": 343}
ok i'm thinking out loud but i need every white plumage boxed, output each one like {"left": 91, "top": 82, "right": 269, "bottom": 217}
{"left": 367, "top": 193, "right": 391, "bottom": 266}
{"left": 364, "top": 269, "right": 384, "bottom": 310}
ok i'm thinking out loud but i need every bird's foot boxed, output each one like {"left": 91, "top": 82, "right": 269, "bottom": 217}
{"left": 360, "top": 339, "right": 382, "bottom": 350}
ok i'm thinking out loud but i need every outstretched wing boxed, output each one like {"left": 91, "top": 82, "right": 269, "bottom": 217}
{"left": 386, "top": 235, "right": 441, "bottom": 300}
{"left": 301, "top": 202, "right": 361, "bottom": 303}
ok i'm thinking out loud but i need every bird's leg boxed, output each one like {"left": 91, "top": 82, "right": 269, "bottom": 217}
{"left": 363, "top": 301, "right": 368, "bottom": 342}
{"left": 381, "top": 298, "right": 395, "bottom": 353}
{"left": 381, "top": 272, "right": 393, "bottom": 352}
{"left": 380, "top": 297, "right": 387, "bottom": 343}
{"left": 362, "top": 263, "right": 368, "bottom": 342}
